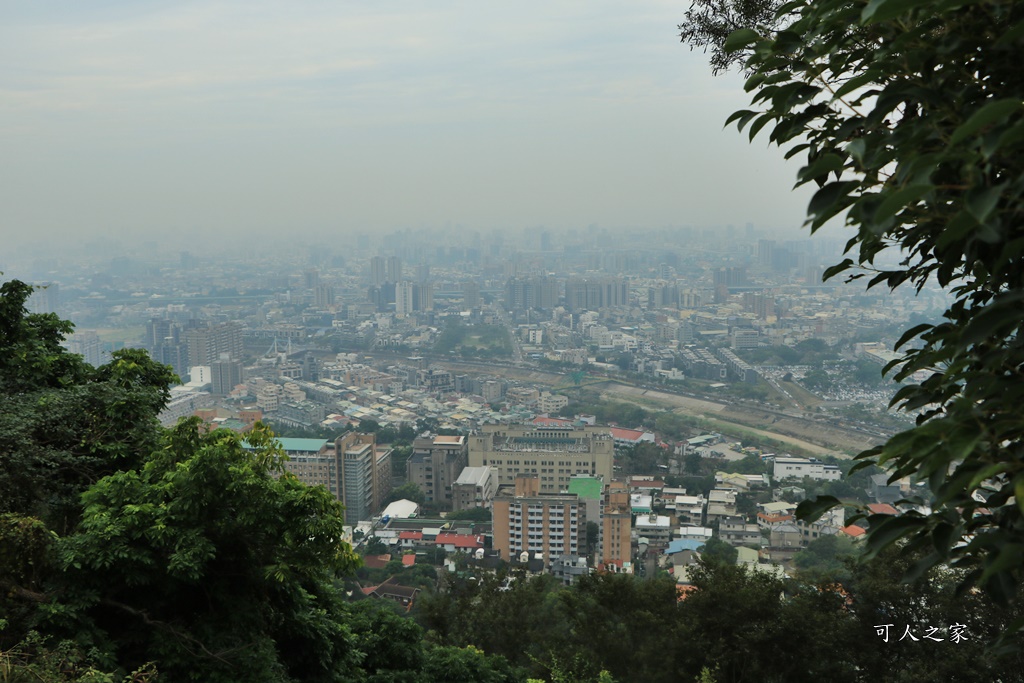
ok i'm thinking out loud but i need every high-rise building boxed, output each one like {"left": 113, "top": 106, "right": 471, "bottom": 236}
{"left": 394, "top": 281, "right": 433, "bottom": 316}
{"left": 395, "top": 281, "right": 416, "bottom": 316}
{"left": 462, "top": 281, "right": 480, "bottom": 309}
{"left": 386, "top": 256, "right": 402, "bottom": 283}
{"left": 492, "top": 474, "right": 585, "bottom": 565}
{"left": 65, "top": 330, "right": 104, "bottom": 367}
{"left": 742, "top": 292, "right": 775, "bottom": 319}
{"left": 504, "top": 276, "right": 558, "bottom": 310}
{"left": 302, "top": 352, "right": 319, "bottom": 381}
{"left": 145, "top": 318, "right": 175, "bottom": 350}
{"left": 468, "top": 424, "right": 614, "bottom": 493}
{"left": 335, "top": 431, "right": 392, "bottom": 526}
{"left": 369, "top": 256, "right": 387, "bottom": 286}
{"left": 758, "top": 239, "right": 776, "bottom": 268}
{"left": 602, "top": 482, "right": 632, "bottom": 568}
{"left": 315, "top": 284, "right": 335, "bottom": 309}
{"left": 27, "top": 282, "right": 59, "bottom": 315}
{"left": 156, "top": 341, "right": 189, "bottom": 380}
{"left": 185, "top": 322, "right": 243, "bottom": 367}
{"left": 712, "top": 267, "right": 748, "bottom": 289}
{"left": 416, "top": 281, "right": 433, "bottom": 312}
{"left": 406, "top": 435, "right": 468, "bottom": 508}
{"left": 210, "top": 355, "right": 244, "bottom": 396}
{"left": 565, "top": 278, "right": 629, "bottom": 311}
{"left": 303, "top": 268, "right": 320, "bottom": 290}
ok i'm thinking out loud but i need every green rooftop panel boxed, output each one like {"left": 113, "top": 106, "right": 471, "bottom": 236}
{"left": 244, "top": 437, "right": 329, "bottom": 453}
{"left": 567, "top": 477, "right": 603, "bottom": 500}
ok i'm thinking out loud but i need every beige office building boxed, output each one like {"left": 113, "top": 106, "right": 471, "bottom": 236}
{"left": 602, "top": 482, "right": 632, "bottom": 567}
{"left": 468, "top": 424, "right": 614, "bottom": 493}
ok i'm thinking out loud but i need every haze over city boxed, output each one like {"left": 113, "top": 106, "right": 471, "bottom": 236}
{"left": 1, "top": 0, "right": 820, "bottom": 252}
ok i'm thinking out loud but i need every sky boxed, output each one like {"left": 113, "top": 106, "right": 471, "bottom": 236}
{"left": 0, "top": 0, "right": 817, "bottom": 249}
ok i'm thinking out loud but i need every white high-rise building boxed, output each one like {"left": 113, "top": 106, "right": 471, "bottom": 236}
{"left": 395, "top": 281, "right": 416, "bottom": 316}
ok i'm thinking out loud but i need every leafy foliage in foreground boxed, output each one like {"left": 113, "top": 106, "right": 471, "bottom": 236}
{"left": 54, "top": 421, "right": 362, "bottom": 682}
{"left": 419, "top": 552, "right": 1023, "bottom": 683}
{"left": 0, "top": 281, "right": 177, "bottom": 533}
{"left": 684, "top": 0, "right": 1024, "bottom": 604}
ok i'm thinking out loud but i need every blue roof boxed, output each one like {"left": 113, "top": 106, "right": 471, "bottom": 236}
{"left": 665, "top": 539, "right": 705, "bottom": 554}
{"left": 276, "top": 438, "right": 329, "bottom": 453}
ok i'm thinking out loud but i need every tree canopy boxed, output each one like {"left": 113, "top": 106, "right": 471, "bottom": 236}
{"left": 0, "top": 280, "right": 178, "bottom": 532}
{"left": 682, "top": 0, "right": 1024, "bottom": 607}
{"left": 0, "top": 279, "right": 366, "bottom": 681}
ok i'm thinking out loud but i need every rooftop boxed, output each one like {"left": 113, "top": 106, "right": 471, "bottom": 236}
{"left": 454, "top": 466, "right": 492, "bottom": 486}
{"left": 435, "top": 532, "right": 485, "bottom": 549}
{"left": 567, "top": 476, "right": 603, "bottom": 501}
{"left": 243, "top": 437, "right": 328, "bottom": 453}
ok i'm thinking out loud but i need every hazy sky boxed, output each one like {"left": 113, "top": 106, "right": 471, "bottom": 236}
{"left": 1, "top": 0, "right": 816, "bottom": 248}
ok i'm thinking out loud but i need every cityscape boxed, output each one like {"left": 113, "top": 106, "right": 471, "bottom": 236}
{"left": 2, "top": 0, "right": 1020, "bottom": 680}
{"left": 4, "top": 223, "right": 944, "bottom": 584}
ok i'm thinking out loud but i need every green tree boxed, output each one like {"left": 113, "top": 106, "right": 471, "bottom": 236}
{"left": 418, "top": 573, "right": 563, "bottom": 677}
{"left": 719, "top": 453, "right": 766, "bottom": 475}
{"left": 792, "top": 534, "right": 856, "bottom": 582}
{"left": 50, "top": 420, "right": 361, "bottom": 682}
{"left": 800, "top": 368, "right": 832, "bottom": 392}
{"left": 698, "top": 537, "right": 738, "bottom": 566}
{"left": 683, "top": 0, "right": 1024, "bottom": 604}
{"left": 358, "top": 419, "right": 380, "bottom": 433}
{"left": 556, "top": 573, "right": 682, "bottom": 683}
{"left": 363, "top": 536, "right": 388, "bottom": 556}
{"left": 844, "top": 543, "right": 1024, "bottom": 681}
{"left": 0, "top": 280, "right": 177, "bottom": 534}
{"left": 679, "top": 559, "right": 857, "bottom": 683}
{"left": 622, "top": 443, "right": 664, "bottom": 475}
{"left": 445, "top": 507, "right": 492, "bottom": 523}
{"left": 383, "top": 482, "right": 426, "bottom": 507}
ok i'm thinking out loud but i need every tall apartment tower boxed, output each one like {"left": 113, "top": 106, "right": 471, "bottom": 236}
{"left": 185, "top": 322, "right": 243, "bottom": 367}
{"left": 504, "top": 276, "right": 558, "bottom": 311}
{"left": 303, "top": 268, "right": 320, "bottom": 290}
{"left": 468, "top": 424, "right": 614, "bottom": 493}
{"left": 416, "top": 281, "right": 433, "bottom": 312}
{"left": 565, "top": 278, "right": 629, "bottom": 311}
{"left": 315, "top": 284, "right": 335, "bottom": 308}
{"left": 335, "top": 431, "right": 392, "bottom": 526}
{"left": 27, "top": 282, "right": 60, "bottom": 315}
{"left": 602, "top": 482, "right": 632, "bottom": 568}
{"left": 65, "top": 330, "right": 104, "bottom": 367}
{"left": 406, "top": 435, "right": 468, "bottom": 508}
{"left": 492, "top": 474, "right": 584, "bottom": 565}
{"left": 462, "top": 281, "right": 480, "bottom": 309}
{"left": 395, "top": 281, "right": 416, "bottom": 316}
{"left": 386, "top": 256, "right": 402, "bottom": 283}
{"left": 369, "top": 256, "right": 387, "bottom": 286}
{"left": 145, "top": 318, "right": 175, "bottom": 350}
{"left": 210, "top": 355, "right": 244, "bottom": 396}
